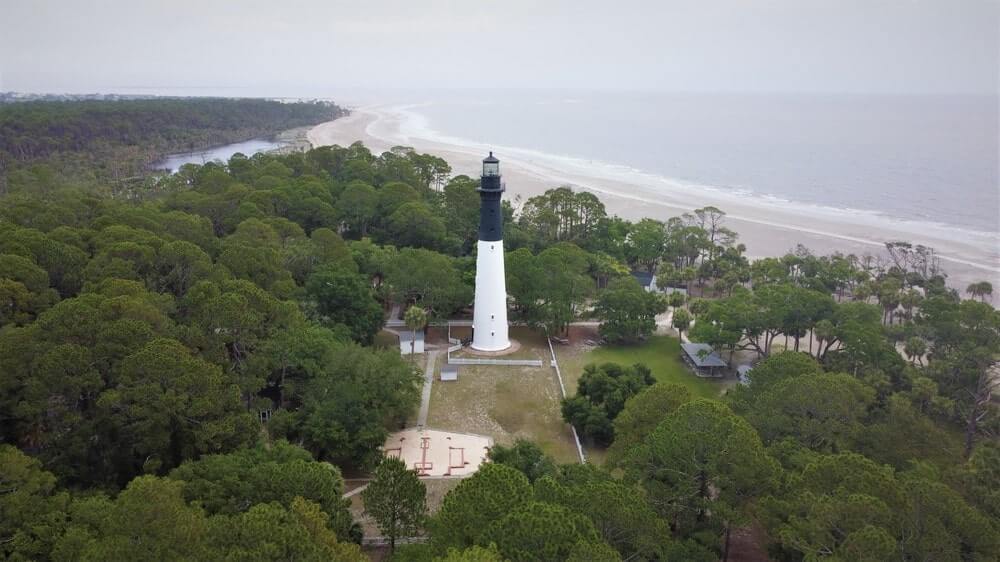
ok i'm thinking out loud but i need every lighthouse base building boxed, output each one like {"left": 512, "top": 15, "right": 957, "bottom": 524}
{"left": 471, "top": 152, "right": 511, "bottom": 352}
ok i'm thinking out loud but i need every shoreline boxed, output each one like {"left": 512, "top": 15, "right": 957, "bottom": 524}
{"left": 307, "top": 106, "right": 1000, "bottom": 299}
{"left": 270, "top": 125, "right": 314, "bottom": 155}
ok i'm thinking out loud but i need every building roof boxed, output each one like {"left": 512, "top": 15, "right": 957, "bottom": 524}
{"left": 483, "top": 151, "right": 499, "bottom": 163}
{"left": 398, "top": 330, "right": 424, "bottom": 344}
{"left": 631, "top": 270, "right": 654, "bottom": 287}
{"left": 681, "top": 343, "right": 728, "bottom": 368}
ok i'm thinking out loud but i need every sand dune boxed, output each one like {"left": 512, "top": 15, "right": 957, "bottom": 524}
{"left": 309, "top": 106, "right": 999, "bottom": 296}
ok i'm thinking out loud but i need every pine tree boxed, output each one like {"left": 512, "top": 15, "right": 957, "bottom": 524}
{"left": 361, "top": 457, "right": 427, "bottom": 551}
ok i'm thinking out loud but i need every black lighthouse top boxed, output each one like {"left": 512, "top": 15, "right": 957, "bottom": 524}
{"left": 477, "top": 152, "right": 504, "bottom": 241}
{"left": 478, "top": 151, "right": 503, "bottom": 192}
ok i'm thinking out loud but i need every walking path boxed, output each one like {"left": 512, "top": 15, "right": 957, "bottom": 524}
{"left": 343, "top": 484, "right": 368, "bottom": 499}
{"left": 416, "top": 350, "right": 439, "bottom": 427}
{"left": 386, "top": 303, "right": 404, "bottom": 328}
{"left": 659, "top": 308, "right": 693, "bottom": 343}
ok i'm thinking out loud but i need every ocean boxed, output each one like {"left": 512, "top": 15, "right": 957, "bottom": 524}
{"left": 397, "top": 91, "right": 999, "bottom": 237}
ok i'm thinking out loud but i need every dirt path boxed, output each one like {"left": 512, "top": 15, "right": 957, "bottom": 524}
{"left": 417, "top": 350, "right": 439, "bottom": 427}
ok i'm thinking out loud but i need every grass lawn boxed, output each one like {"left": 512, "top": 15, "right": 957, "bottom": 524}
{"left": 425, "top": 328, "right": 580, "bottom": 464}
{"left": 552, "top": 335, "right": 734, "bottom": 465}
{"left": 556, "top": 335, "right": 732, "bottom": 401}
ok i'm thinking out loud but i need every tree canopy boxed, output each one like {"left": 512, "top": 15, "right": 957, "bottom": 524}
{"left": 1, "top": 103, "right": 997, "bottom": 561}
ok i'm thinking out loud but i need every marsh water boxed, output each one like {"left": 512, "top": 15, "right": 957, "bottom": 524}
{"left": 155, "top": 138, "right": 284, "bottom": 173}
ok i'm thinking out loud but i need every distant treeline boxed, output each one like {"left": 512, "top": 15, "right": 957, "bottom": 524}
{"left": 0, "top": 97, "right": 344, "bottom": 185}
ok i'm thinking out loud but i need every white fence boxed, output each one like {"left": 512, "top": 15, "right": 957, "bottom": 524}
{"left": 448, "top": 357, "right": 544, "bottom": 367}
{"left": 547, "top": 336, "right": 587, "bottom": 464}
{"left": 445, "top": 330, "right": 544, "bottom": 367}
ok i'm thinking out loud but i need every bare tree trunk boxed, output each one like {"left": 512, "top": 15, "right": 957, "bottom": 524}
{"left": 820, "top": 339, "right": 836, "bottom": 362}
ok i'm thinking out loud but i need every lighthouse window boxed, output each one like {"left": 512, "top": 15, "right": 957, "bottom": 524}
{"left": 491, "top": 244, "right": 494, "bottom": 250}
{"left": 491, "top": 331, "right": 495, "bottom": 336}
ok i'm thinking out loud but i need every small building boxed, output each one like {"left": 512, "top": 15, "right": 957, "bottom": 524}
{"left": 398, "top": 330, "right": 425, "bottom": 355}
{"left": 631, "top": 270, "right": 659, "bottom": 292}
{"left": 631, "top": 270, "right": 686, "bottom": 296}
{"left": 680, "top": 342, "right": 728, "bottom": 378}
{"left": 662, "top": 286, "right": 687, "bottom": 297}
{"left": 440, "top": 364, "right": 458, "bottom": 382}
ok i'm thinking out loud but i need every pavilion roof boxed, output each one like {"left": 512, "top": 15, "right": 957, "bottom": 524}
{"left": 681, "top": 342, "right": 728, "bottom": 368}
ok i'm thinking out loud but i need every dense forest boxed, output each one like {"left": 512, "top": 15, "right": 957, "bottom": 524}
{"left": 0, "top": 100, "right": 997, "bottom": 561}
{"left": 0, "top": 97, "right": 343, "bottom": 189}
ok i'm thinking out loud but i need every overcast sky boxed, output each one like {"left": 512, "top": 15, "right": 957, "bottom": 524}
{"left": 1, "top": 0, "right": 997, "bottom": 96}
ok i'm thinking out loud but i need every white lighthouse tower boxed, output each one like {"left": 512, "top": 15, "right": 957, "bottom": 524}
{"left": 471, "top": 152, "right": 510, "bottom": 351}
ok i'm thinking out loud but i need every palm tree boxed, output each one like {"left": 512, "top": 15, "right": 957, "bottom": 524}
{"left": 853, "top": 280, "right": 874, "bottom": 303}
{"left": 876, "top": 278, "right": 902, "bottom": 325}
{"left": 966, "top": 281, "right": 994, "bottom": 303}
{"left": 814, "top": 319, "right": 835, "bottom": 360}
{"left": 898, "top": 289, "right": 923, "bottom": 323}
{"left": 981, "top": 281, "right": 993, "bottom": 302}
{"left": 403, "top": 305, "right": 427, "bottom": 359}
{"left": 671, "top": 308, "right": 692, "bottom": 341}
{"left": 903, "top": 336, "right": 926, "bottom": 366}
{"left": 680, "top": 266, "right": 697, "bottom": 295}
{"left": 688, "top": 298, "right": 710, "bottom": 318}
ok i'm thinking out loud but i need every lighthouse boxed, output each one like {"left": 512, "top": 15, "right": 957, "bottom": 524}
{"left": 471, "top": 152, "right": 510, "bottom": 351}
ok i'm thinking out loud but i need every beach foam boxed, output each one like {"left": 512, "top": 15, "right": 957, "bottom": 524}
{"left": 308, "top": 104, "right": 1000, "bottom": 293}
{"left": 375, "top": 104, "right": 1000, "bottom": 268}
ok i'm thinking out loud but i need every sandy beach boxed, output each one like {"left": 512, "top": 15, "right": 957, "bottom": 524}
{"left": 309, "top": 106, "right": 1000, "bottom": 297}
